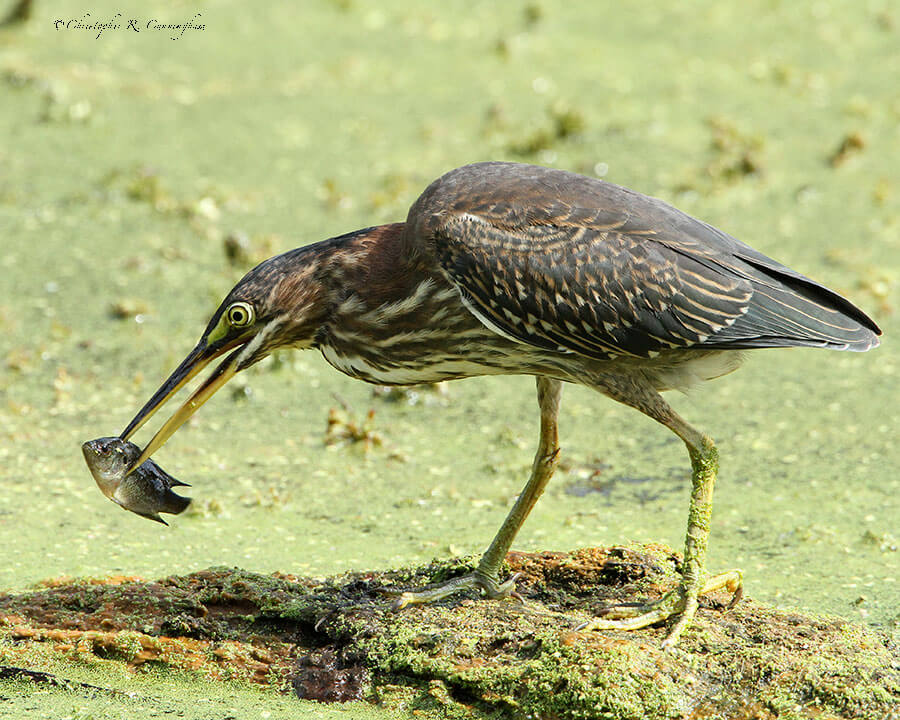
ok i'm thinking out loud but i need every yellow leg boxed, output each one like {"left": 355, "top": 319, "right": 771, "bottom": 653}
{"left": 579, "top": 433, "right": 742, "bottom": 648}
{"left": 391, "top": 377, "right": 562, "bottom": 610}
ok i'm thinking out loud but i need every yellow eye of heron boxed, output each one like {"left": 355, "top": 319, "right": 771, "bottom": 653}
{"left": 226, "top": 301, "right": 255, "bottom": 328}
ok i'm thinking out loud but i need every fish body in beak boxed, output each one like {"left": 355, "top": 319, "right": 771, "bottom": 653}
{"left": 82, "top": 437, "right": 191, "bottom": 525}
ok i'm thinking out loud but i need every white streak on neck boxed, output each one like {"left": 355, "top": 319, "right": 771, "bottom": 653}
{"left": 236, "top": 316, "right": 286, "bottom": 367}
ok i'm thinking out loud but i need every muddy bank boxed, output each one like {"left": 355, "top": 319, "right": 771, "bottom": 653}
{"left": 1, "top": 545, "right": 895, "bottom": 719}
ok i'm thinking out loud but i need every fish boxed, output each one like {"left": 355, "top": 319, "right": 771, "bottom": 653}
{"left": 81, "top": 437, "right": 191, "bottom": 525}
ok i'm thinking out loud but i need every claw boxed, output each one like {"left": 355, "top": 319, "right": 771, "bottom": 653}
{"left": 391, "top": 592, "right": 415, "bottom": 612}
{"left": 578, "top": 568, "right": 743, "bottom": 647}
{"left": 386, "top": 570, "right": 522, "bottom": 611}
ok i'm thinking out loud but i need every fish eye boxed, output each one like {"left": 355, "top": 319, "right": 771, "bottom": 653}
{"left": 226, "top": 301, "right": 255, "bottom": 328}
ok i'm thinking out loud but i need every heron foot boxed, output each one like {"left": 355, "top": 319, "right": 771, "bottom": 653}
{"left": 388, "top": 570, "right": 523, "bottom": 611}
{"left": 578, "top": 568, "right": 742, "bottom": 649}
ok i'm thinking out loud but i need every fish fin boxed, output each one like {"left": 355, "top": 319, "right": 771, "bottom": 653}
{"left": 161, "top": 492, "right": 191, "bottom": 516}
{"left": 144, "top": 460, "right": 189, "bottom": 489}
{"left": 144, "top": 512, "right": 168, "bottom": 525}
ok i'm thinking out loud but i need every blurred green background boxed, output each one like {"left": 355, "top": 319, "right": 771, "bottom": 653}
{"left": 1, "top": 1, "right": 897, "bottom": 717}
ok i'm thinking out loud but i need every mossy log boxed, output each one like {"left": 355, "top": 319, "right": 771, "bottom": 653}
{"left": 1, "top": 545, "right": 896, "bottom": 719}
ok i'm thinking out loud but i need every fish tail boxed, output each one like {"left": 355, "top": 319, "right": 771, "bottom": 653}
{"left": 162, "top": 491, "right": 191, "bottom": 515}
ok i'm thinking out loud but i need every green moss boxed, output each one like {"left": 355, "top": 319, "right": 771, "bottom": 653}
{"left": 1, "top": 549, "right": 898, "bottom": 718}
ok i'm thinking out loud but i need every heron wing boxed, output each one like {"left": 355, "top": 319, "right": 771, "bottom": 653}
{"left": 419, "top": 162, "right": 879, "bottom": 357}
{"left": 432, "top": 212, "right": 751, "bottom": 360}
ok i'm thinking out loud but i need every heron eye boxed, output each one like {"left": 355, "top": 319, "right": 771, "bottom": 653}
{"left": 226, "top": 301, "right": 255, "bottom": 328}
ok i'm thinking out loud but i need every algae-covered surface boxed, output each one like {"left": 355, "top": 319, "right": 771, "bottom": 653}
{"left": 2, "top": 548, "right": 897, "bottom": 719}
{"left": 1, "top": 0, "right": 898, "bottom": 717}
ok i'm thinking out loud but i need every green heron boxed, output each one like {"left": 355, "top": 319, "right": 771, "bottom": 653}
{"left": 119, "top": 161, "right": 880, "bottom": 647}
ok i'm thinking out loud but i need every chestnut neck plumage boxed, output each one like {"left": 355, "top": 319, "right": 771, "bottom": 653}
{"left": 305, "top": 223, "right": 566, "bottom": 385}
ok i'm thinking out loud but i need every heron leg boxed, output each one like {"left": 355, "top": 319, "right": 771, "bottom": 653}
{"left": 579, "top": 383, "right": 742, "bottom": 648}
{"left": 390, "top": 376, "right": 562, "bottom": 610}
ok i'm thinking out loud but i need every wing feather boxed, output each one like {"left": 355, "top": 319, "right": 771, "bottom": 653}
{"left": 408, "top": 162, "right": 880, "bottom": 356}
{"left": 433, "top": 214, "right": 751, "bottom": 360}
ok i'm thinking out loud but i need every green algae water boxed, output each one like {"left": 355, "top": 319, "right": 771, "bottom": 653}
{"left": 1, "top": 1, "right": 897, "bottom": 717}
